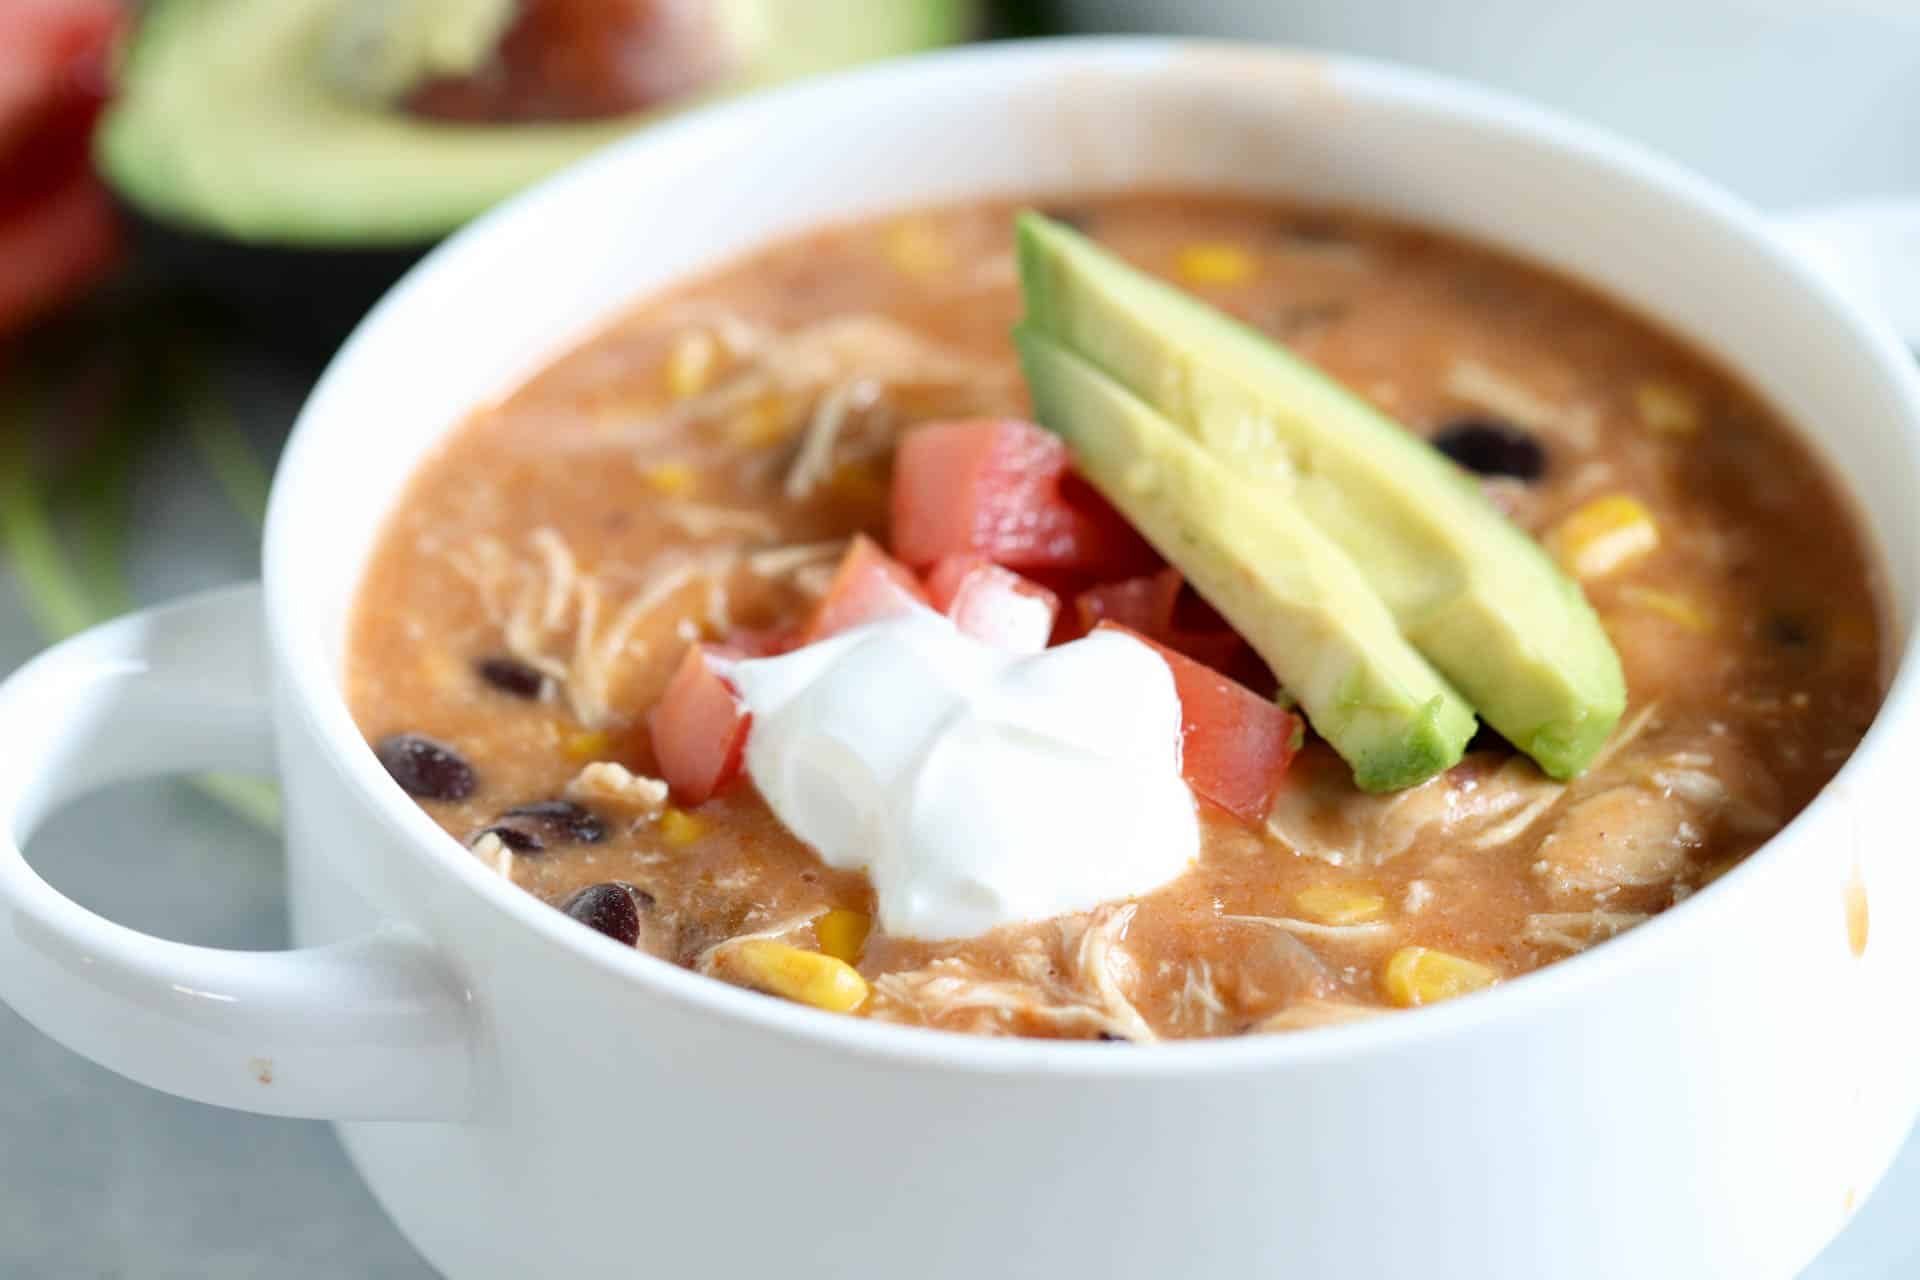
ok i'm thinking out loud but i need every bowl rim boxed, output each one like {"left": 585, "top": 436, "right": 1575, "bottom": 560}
{"left": 265, "top": 34, "right": 1920, "bottom": 1077}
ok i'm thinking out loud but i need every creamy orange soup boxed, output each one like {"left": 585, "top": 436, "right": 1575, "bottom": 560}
{"left": 349, "top": 193, "right": 1884, "bottom": 1040}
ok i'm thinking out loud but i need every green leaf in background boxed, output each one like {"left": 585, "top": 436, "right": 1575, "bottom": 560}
{"left": 0, "top": 320, "right": 281, "bottom": 833}
{"left": 178, "top": 346, "right": 272, "bottom": 529}
{"left": 0, "top": 377, "right": 100, "bottom": 640}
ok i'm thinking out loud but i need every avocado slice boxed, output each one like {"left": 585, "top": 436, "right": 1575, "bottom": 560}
{"left": 1016, "top": 328, "right": 1476, "bottom": 792}
{"left": 1016, "top": 213, "right": 1626, "bottom": 780}
{"left": 98, "top": 0, "right": 981, "bottom": 248}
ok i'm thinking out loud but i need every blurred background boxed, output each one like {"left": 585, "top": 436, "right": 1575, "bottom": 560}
{"left": 0, "top": 2, "right": 1914, "bottom": 1274}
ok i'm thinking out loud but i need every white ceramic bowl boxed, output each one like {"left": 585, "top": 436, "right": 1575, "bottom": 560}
{"left": 1062, "top": 0, "right": 1920, "bottom": 211}
{"left": 3, "top": 39, "right": 1918, "bottom": 1280}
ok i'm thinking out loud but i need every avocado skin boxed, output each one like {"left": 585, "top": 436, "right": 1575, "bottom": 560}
{"left": 1016, "top": 212, "right": 1627, "bottom": 781}
{"left": 120, "top": 202, "right": 424, "bottom": 345}
{"left": 1017, "top": 326, "right": 1476, "bottom": 792}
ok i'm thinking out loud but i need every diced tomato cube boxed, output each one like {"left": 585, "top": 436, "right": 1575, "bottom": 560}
{"left": 0, "top": 161, "right": 117, "bottom": 341}
{"left": 723, "top": 624, "right": 800, "bottom": 659}
{"left": 0, "top": 0, "right": 123, "bottom": 339}
{"left": 0, "top": 0, "right": 120, "bottom": 145}
{"left": 890, "top": 419, "right": 1158, "bottom": 574}
{"left": 799, "top": 534, "right": 929, "bottom": 644}
{"left": 925, "top": 554, "right": 1061, "bottom": 653}
{"left": 1071, "top": 567, "right": 1183, "bottom": 638}
{"left": 1095, "top": 622, "right": 1303, "bottom": 823}
{"left": 1064, "top": 568, "right": 1256, "bottom": 680}
{"left": 647, "top": 645, "right": 751, "bottom": 804}
{"left": 1164, "top": 629, "right": 1258, "bottom": 682}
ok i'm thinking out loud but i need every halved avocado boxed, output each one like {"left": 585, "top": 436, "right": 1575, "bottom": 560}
{"left": 100, "top": 0, "right": 981, "bottom": 246}
{"left": 1017, "top": 212, "right": 1627, "bottom": 781}
{"left": 96, "top": 0, "right": 980, "bottom": 332}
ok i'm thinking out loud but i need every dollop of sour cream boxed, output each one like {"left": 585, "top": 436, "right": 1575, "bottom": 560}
{"left": 721, "top": 609, "right": 1199, "bottom": 940}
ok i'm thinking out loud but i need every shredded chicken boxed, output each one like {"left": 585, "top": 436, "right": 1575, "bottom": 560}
{"left": 565, "top": 762, "right": 670, "bottom": 817}
{"left": 693, "top": 912, "right": 819, "bottom": 977}
{"left": 657, "top": 501, "right": 782, "bottom": 542}
{"left": 450, "top": 529, "right": 740, "bottom": 727}
{"left": 1532, "top": 723, "right": 1783, "bottom": 899}
{"left": 785, "top": 378, "right": 882, "bottom": 501}
{"left": 471, "top": 831, "right": 513, "bottom": 881}
{"left": 1586, "top": 701, "right": 1662, "bottom": 775}
{"left": 1637, "top": 751, "right": 1781, "bottom": 837}
{"left": 663, "top": 313, "right": 1015, "bottom": 439}
{"left": 1169, "top": 959, "right": 1231, "bottom": 1035}
{"left": 746, "top": 539, "right": 848, "bottom": 578}
{"left": 1446, "top": 357, "right": 1598, "bottom": 451}
{"left": 1252, "top": 999, "right": 1381, "bottom": 1033}
{"left": 1217, "top": 914, "right": 1395, "bottom": 944}
{"left": 1266, "top": 749, "right": 1564, "bottom": 866}
{"left": 790, "top": 563, "right": 837, "bottom": 598}
{"left": 868, "top": 905, "right": 1159, "bottom": 1042}
{"left": 1534, "top": 785, "right": 1701, "bottom": 895}
{"left": 1522, "top": 909, "right": 1651, "bottom": 954}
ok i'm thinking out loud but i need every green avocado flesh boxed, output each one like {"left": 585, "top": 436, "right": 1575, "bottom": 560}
{"left": 1016, "top": 212, "right": 1627, "bottom": 783}
{"left": 1017, "top": 328, "right": 1476, "bottom": 792}
{"left": 98, "top": 0, "right": 979, "bottom": 247}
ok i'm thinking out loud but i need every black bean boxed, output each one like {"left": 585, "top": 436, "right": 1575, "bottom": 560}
{"left": 1430, "top": 418, "right": 1547, "bottom": 482}
{"left": 472, "top": 824, "right": 544, "bottom": 854}
{"left": 375, "top": 734, "right": 476, "bottom": 801}
{"left": 502, "top": 799, "right": 607, "bottom": 844}
{"left": 1767, "top": 614, "right": 1813, "bottom": 649}
{"left": 476, "top": 656, "right": 546, "bottom": 699}
{"left": 560, "top": 883, "right": 655, "bottom": 947}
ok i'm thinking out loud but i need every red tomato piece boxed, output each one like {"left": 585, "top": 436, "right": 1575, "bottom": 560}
{"left": 0, "top": 0, "right": 119, "bottom": 136}
{"left": 1163, "top": 629, "right": 1258, "bottom": 682}
{"left": 647, "top": 645, "right": 751, "bottom": 805}
{"left": 723, "top": 624, "right": 800, "bottom": 659}
{"left": 0, "top": 0, "right": 123, "bottom": 338}
{"left": 799, "top": 534, "right": 929, "bottom": 644}
{"left": 1065, "top": 568, "right": 1254, "bottom": 679}
{"left": 1070, "top": 567, "right": 1183, "bottom": 638}
{"left": 925, "top": 554, "right": 1061, "bottom": 653}
{"left": 1095, "top": 622, "right": 1303, "bottom": 823}
{"left": 890, "top": 418, "right": 1157, "bottom": 574}
{"left": 0, "top": 160, "right": 116, "bottom": 340}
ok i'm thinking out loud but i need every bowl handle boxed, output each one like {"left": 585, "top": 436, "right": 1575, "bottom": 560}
{"left": 0, "top": 584, "right": 475, "bottom": 1120}
{"left": 1774, "top": 201, "right": 1920, "bottom": 351}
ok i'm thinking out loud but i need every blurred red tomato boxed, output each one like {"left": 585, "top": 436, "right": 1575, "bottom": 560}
{"left": 0, "top": 0, "right": 123, "bottom": 339}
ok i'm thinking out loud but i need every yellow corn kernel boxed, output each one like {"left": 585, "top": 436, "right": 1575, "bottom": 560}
{"left": 814, "top": 908, "right": 872, "bottom": 964}
{"left": 657, "top": 807, "right": 706, "bottom": 846}
{"left": 1635, "top": 381, "right": 1701, "bottom": 436}
{"left": 1381, "top": 946, "right": 1498, "bottom": 1008}
{"left": 1295, "top": 884, "right": 1388, "bottom": 926}
{"left": 1175, "top": 241, "right": 1256, "bottom": 287}
{"left": 726, "top": 393, "right": 794, "bottom": 448}
{"left": 725, "top": 939, "right": 869, "bottom": 1013}
{"left": 884, "top": 218, "right": 951, "bottom": 278}
{"left": 1620, "top": 586, "right": 1712, "bottom": 633}
{"left": 1548, "top": 495, "right": 1659, "bottom": 580}
{"left": 826, "top": 459, "right": 887, "bottom": 507}
{"left": 563, "top": 730, "right": 614, "bottom": 761}
{"left": 663, "top": 329, "right": 720, "bottom": 400}
{"left": 642, "top": 461, "right": 698, "bottom": 497}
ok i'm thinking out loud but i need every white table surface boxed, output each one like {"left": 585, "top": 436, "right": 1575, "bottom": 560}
{"left": 0, "top": 314, "right": 1912, "bottom": 1280}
